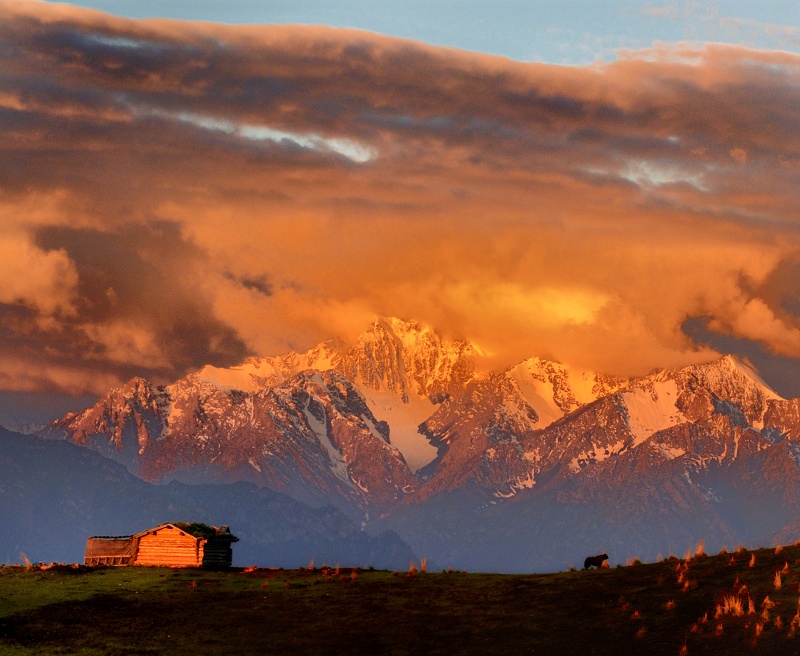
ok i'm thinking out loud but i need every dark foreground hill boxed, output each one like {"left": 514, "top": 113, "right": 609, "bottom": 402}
{"left": 0, "top": 428, "right": 414, "bottom": 569}
{"left": 3, "top": 544, "right": 800, "bottom": 655}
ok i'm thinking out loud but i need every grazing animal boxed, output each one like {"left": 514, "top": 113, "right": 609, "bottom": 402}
{"left": 584, "top": 554, "right": 609, "bottom": 570}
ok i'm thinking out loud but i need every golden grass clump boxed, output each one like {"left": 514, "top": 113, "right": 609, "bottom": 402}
{"left": 666, "top": 599, "right": 676, "bottom": 610}
{"left": 715, "top": 594, "right": 744, "bottom": 618}
{"left": 748, "top": 553, "right": 756, "bottom": 568}
{"left": 774, "top": 571, "right": 782, "bottom": 591}
{"left": 775, "top": 545, "right": 783, "bottom": 555}
{"left": 789, "top": 599, "right": 800, "bottom": 637}
{"left": 694, "top": 540, "right": 707, "bottom": 558}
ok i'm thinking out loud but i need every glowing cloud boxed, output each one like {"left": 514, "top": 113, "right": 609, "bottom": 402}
{"left": 0, "top": 0, "right": 797, "bottom": 395}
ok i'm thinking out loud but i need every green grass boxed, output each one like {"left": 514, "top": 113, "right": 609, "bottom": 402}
{"left": 2, "top": 546, "right": 800, "bottom": 655}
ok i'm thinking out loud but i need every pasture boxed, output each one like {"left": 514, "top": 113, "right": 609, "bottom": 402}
{"left": 2, "top": 545, "right": 800, "bottom": 655}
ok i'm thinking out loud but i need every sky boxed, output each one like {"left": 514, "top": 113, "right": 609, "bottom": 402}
{"left": 0, "top": 0, "right": 798, "bottom": 424}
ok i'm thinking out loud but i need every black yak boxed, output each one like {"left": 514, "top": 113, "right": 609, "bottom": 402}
{"left": 583, "top": 554, "right": 609, "bottom": 570}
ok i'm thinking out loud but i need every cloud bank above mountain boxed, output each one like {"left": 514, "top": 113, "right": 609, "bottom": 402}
{"left": 0, "top": 0, "right": 798, "bottom": 398}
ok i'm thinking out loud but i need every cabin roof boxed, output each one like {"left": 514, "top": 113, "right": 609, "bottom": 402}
{"left": 88, "top": 523, "right": 238, "bottom": 542}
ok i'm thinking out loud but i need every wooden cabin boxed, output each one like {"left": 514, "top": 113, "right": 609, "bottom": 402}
{"left": 84, "top": 523, "right": 238, "bottom": 568}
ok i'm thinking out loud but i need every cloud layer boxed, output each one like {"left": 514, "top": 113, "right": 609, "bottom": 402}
{"left": 0, "top": 0, "right": 798, "bottom": 396}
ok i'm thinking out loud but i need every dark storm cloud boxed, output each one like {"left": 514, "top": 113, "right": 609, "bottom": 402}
{"left": 30, "top": 221, "right": 251, "bottom": 378}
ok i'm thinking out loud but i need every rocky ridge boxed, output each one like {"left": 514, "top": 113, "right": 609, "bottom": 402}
{"left": 44, "top": 317, "right": 800, "bottom": 569}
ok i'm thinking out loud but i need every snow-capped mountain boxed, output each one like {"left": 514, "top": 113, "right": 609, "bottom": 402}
{"left": 42, "top": 317, "right": 800, "bottom": 571}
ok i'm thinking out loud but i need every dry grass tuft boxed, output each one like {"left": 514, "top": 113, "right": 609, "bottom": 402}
{"left": 666, "top": 599, "right": 676, "bottom": 610}
{"left": 420, "top": 558, "right": 427, "bottom": 574}
{"left": 715, "top": 594, "right": 744, "bottom": 618}
{"left": 775, "top": 545, "right": 784, "bottom": 555}
{"left": 789, "top": 600, "right": 800, "bottom": 637}
{"left": 782, "top": 561, "right": 790, "bottom": 574}
{"left": 694, "top": 540, "right": 707, "bottom": 558}
{"left": 748, "top": 553, "right": 756, "bottom": 568}
{"left": 774, "top": 570, "right": 782, "bottom": 591}
{"left": 715, "top": 623, "right": 724, "bottom": 636}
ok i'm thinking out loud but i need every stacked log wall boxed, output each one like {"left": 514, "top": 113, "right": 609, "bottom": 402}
{"left": 133, "top": 526, "right": 201, "bottom": 567}
{"left": 201, "top": 540, "right": 234, "bottom": 568}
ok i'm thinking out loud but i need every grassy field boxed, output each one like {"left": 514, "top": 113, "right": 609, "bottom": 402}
{"left": 2, "top": 545, "right": 800, "bottom": 655}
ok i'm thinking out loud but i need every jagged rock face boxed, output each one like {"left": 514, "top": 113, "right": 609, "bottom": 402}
{"left": 45, "top": 317, "right": 800, "bottom": 554}
{"left": 415, "top": 375, "right": 540, "bottom": 498}
{"left": 337, "top": 317, "right": 478, "bottom": 402}
{"left": 50, "top": 369, "right": 416, "bottom": 520}
{"left": 664, "top": 356, "right": 782, "bottom": 426}
{"left": 410, "top": 354, "right": 799, "bottom": 505}
{"left": 764, "top": 398, "right": 800, "bottom": 439}
{"left": 49, "top": 378, "right": 170, "bottom": 468}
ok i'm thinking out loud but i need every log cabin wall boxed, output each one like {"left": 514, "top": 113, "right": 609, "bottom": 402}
{"left": 201, "top": 540, "right": 234, "bottom": 568}
{"left": 133, "top": 525, "right": 202, "bottom": 567}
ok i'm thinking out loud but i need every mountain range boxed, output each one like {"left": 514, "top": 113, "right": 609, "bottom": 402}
{"left": 24, "top": 317, "right": 800, "bottom": 571}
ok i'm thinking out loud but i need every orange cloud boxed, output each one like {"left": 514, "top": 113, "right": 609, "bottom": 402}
{"left": 0, "top": 0, "right": 797, "bottom": 394}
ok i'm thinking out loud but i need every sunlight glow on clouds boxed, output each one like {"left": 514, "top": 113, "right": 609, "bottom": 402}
{"left": 0, "top": 0, "right": 797, "bottom": 397}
